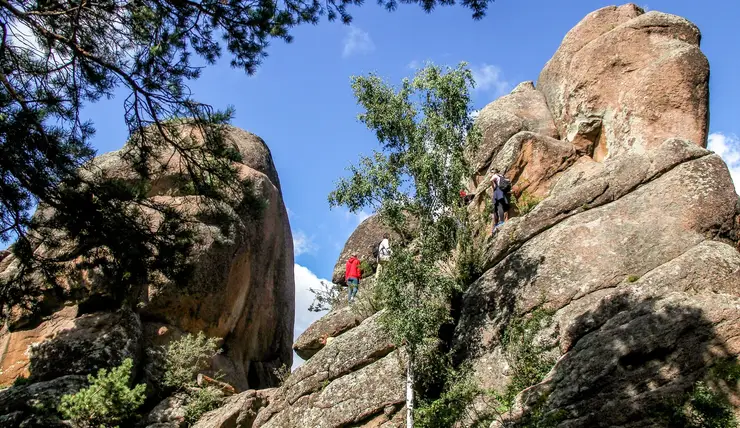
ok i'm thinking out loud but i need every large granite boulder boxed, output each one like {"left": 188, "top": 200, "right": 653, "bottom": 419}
{"left": 0, "top": 375, "right": 87, "bottom": 426}
{"left": 454, "top": 138, "right": 739, "bottom": 426}
{"left": 468, "top": 131, "right": 577, "bottom": 224}
{"left": 0, "top": 306, "right": 141, "bottom": 385}
{"left": 293, "top": 303, "right": 375, "bottom": 360}
{"left": 268, "top": 5, "right": 737, "bottom": 428}
{"left": 538, "top": 4, "right": 709, "bottom": 161}
{"left": 0, "top": 125, "right": 294, "bottom": 393}
{"left": 192, "top": 389, "right": 273, "bottom": 428}
{"left": 254, "top": 313, "right": 405, "bottom": 428}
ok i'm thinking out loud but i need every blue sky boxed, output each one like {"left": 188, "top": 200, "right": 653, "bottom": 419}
{"left": 11, "top": 1, "right": 740, "bottom": 368}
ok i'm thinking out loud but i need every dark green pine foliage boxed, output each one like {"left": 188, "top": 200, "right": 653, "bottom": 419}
{"left": 0, "top": 0, "right": 495, "bottom": 318}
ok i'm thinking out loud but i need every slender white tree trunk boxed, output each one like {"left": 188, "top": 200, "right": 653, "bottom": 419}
{"left": 406, "top": 361, "right": 414, "bottom": 428}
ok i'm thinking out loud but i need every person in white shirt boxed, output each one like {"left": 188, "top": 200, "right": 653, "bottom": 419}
{"left": 377, "top": 233, "right": 392, "bottom": 275}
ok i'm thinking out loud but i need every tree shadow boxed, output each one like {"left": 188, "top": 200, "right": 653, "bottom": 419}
{"left": 515, "top": 292, "right": 739, "bottom": 427}
{"left": 19, "top": 308, "right": 141, "bottom": 385}
{"left": 0, "top": 307, "right": 143, "bottom": 426}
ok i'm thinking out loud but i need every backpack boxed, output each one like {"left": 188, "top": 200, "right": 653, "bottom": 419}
{"left": 496, "top": 174, "right": 512, "bottom": 193}
{"left": 371, "top": 241, "right": 380, "bottom": 259}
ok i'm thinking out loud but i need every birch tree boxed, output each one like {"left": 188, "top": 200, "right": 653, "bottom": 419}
{"left": 329, "top": 63, "right": 481, "bottom": 426}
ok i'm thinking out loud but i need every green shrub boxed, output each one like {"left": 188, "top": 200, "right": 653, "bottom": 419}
{"left": 710, "top": 358, "right": 740, "bottom": 384}
{"left": 501, "top": 308, "right": 557, "bottom": 407}
{"left": 184, "top": 386, "right": 223, "bottom": 425}
{"left": 272, "top": 363, "right": 291, "bottom": 386}
{"left": 455, "top": 215, "right": 486, "bottom": 288}
{"left": 163, "top": 332, "right": 221, "bottom": 390}
{"left": 58, "top": 358, "right": 146, "bottom": 428}
{"left": 626, "top": 275, "right": 640, "bottom": 283}
{"left": 664, "top": 381, "right": 737, "bottom": 428}
{"left": 416, "top": 375, "right": 495, "bottom": 428}
{"left": 360, "top": 259, "right": 374, "bottom": 278}
{"left": 482, "top": 201, "right": 494, "bottom": 221}
{"left": 13, "top": 375, "right": 30, "bottom": 386}
{"left": 516, "top": 395, "right": 568, "bottom": 428}
{"left": 514, "top": 191, "right": 542, "bottom": 216}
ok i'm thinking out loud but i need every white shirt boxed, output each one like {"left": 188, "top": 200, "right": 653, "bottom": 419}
{"left": 378, "top": 238, "right": 391, "bottom": 256}
{"left": 491, "top": 174, "right": 505, "bottom": 200}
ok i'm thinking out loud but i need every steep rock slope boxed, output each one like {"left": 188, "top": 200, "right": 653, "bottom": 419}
{"left": 0, "top": 125, "right": 294, "bottom": 423}
{"left": 453, "top": 5, "right": 739, "bottom": 427}
{"left": 538, "top": 4, "right": 709, "bottom": 160}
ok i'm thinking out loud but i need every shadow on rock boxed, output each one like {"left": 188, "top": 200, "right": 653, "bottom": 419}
{"left": 453, "top": 251, "right": 545, "bottom": 364}
{"left": 515, "top": 292, "right": 739, "bottom": 427}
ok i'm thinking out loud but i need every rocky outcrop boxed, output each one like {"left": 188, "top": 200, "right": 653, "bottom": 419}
{"left": 469, "top": 131, "right": 577, "bottom": 220}
{"left": 331, "top": 215, "right": 398, "bottom": 285}
{"left": 0, "top": 375, "right": 87, "bottom": 426}
{"left": 0, "top": 306, "right": 141, "bottom": 385}
{"left": 469, "top": 81, "right": 559, "bottom": 188}
{"left": 293, "top": 303, "right": 374, "bottom": 360}
{"left": 253, "top": 313, "right": 405, "bottom": 428}
{"left": 146, "top": 394, "right": 188, "bottom": 427}
{"left": 192, "top": 389, "right": 273, "bottom": 428}
{"left": 449, "top": 5, "right": 738, "bottom": 427}
{"left": 538, "top": 4, "right": 709, "bottom": 161}
{"left": 0, "top": 125, "right": 294, "bottom": 423}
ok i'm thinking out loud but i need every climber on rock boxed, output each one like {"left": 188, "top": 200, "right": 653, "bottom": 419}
{"left": 459, "top": 189, "right": 474, "bottom": 205}
{"left": 376, "top": 233, "right": 392, "bottom": 275}
{"left": 345, "top": 253, "right": 362, "bottom": 303}
{"left": 491, "top": 170, "right": 511, "bottom": 232}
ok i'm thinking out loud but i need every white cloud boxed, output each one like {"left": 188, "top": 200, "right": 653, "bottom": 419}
{"left": 708, "top": 132, "right": 740, "bottom": 193}
{"left": 286, "top": 207, "right": 296, "bottom": 220}
{"left": 344, "top": 208, "right": 371, "bottom": 226}
{"left": 342, "top": 26, "right": 375, "bottom": 58}
{"left": 293, "top": 264, "right": 333, "bottom": 369}
{"left": 470, "top": 64, "right": 510, "bottom": 98}
{"left": 407, "top": 60, "right": 421, "bottom": 70}
{"left": 293, "top": 230, "right": 317, "bottom": 257}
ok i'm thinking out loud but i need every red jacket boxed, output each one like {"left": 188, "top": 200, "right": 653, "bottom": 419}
{"left": 345, "top": 256, "right": 362, "bottom": 281}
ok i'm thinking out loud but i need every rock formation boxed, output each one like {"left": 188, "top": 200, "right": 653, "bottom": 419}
{"left": 537, "top": 4, "right": 709, "bottom": 161}
{"left": 469, "top": 81, "right": 559, "bottom": 189}
{"left": 0, "top": 125, "right": 295, "bottom": 424}
{"left": 1, "top": 3, "right": 737, "bottom": 428}
{"left": 198, "top": 4, "right": 736, "bottom": 428}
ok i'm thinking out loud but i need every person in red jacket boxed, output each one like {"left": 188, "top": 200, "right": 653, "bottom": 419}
{"left": 345, "top": 253, "right": 362, "bottom": 303}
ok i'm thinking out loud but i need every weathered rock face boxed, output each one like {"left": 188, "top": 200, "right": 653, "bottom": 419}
{"left": 0, "top": 125, "right": 294, "bottom": 423}
{"left": 469, "top": 81, "right": 559, "bottom": 188}
{"left": 448, "top": 5, "right": 737, "bottom": 426}
{"left": 538, "top": 4, "right": 709, "bottom": 161}
{"left": 0, "top": 375, "right": 87, "bottom": 426}
{"left": 468, "top": 131, "right": 577, "bottom": 221}
{"left": 192, "top": 389, "right": 273, "bottom": 428}
{"left": 293, "top": 302, "right": 374, "bottom": 360}
{"left": 8, "top": 307, "right": 141, "bottom": 385}
{"left": 253, "top": 313, "right": 405, "bottom": 428}
{"left": 331, "top": 215, "right": 398, "bottom": 285}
